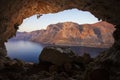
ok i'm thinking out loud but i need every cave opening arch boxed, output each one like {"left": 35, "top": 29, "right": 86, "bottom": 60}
{"left": 0, "top": 0, "right": 120, "bottom": 80}
{"left": 4, "top": 8, "right": 115, "bottom": 63}
{"left": 0, "top": 0, "right": 119, "bottom": 64}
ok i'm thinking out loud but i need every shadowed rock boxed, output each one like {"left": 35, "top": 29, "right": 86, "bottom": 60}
{"left": 39, "top": 46, "right": 75, "bottom": 66}
{"left": 89, "top": 68, "right": 109, "bottom": 80}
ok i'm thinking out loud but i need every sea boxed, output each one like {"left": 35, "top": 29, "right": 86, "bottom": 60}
{"left": 5, "top": 41, "right": 108, "bottom": 63}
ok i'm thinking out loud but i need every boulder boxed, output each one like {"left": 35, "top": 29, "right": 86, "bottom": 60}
{"left": 82, "top": 53, "right": 92, "bottom": 64}
{"left": 49, "top": 65, "right": 58, "bottom": 73}
{"left": 64, "top": 63, "right": 72, "bottom": 72}
{"left": 39, "top": 46, "right": 75, "bottom": 66}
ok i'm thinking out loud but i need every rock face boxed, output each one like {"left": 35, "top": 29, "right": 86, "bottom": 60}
{"left": 0, "top": 0, "right": 119, "bottom": 57}
{"left": 10, "top": 21, "right": 115, "bottom": 48}
{"left": 0, "top": 43, "right": 7, "bottom": 56}
{"left": 0, "top": 0, "right": 119, "bottom": 43}
{"left": 89, "top": 68, "right": 109, "bottom": 80}
{"left": 0, "top": 0, "right": 120, "bottom": 80}
{"left": 39, "top": 46, "right": 75, "bottom": 66}
{"left": 35, "top": 21, "right": 114, "bottom": 48}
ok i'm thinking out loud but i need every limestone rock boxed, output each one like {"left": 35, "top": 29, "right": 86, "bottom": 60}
{"left": 0, "top": 0, "right": 119, "bottom": 44}
{"left": 39, "top": 46, "right": 75, "bottom": 66}
{"left": 0, "top": 0, "right": 120, "bottom": 79}
{"left": 11, "top": 21, "right": 115, "bottom": 48}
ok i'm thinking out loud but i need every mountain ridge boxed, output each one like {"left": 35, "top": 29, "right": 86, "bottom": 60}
{"left": 9, "top": 21, "right": 115, "bottom": 48}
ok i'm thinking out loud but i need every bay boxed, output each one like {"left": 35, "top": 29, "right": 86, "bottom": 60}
{"left": 5, "top": 41, "right": 107, "bottom": 63}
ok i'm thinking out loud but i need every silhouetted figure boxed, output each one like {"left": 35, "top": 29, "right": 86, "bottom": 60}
{"left": 37, "top": 14, "right": 42, "bottom": 19}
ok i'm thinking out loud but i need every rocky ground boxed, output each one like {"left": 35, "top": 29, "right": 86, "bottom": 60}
{"left": 0, "top": 46, "right": 120, "bottom": 80}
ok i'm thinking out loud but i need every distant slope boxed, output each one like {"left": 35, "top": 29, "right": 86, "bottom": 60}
{"left": 9, "top": 32, "right": 31, "bottom": 41}
{"left": 9, "top": 21, "right": 115, "bottom": 48}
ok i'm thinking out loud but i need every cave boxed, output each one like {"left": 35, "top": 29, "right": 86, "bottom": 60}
{"left": 0, "top": 0, "right": 120, "bottom": 80}
{"left": 5, "top": 8, "right": 113, "bottom": 63}
{"left": 0, "top": 0, "right": 120, "bottom": 57}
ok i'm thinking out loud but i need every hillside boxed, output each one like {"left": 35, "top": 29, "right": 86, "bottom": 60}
{"left": 9, "top": 21, "right": 115, "bottom": 48}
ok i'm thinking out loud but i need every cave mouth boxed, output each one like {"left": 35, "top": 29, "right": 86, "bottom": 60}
{"left": 18, "top": 8, "right": 99, "bottom": 32}
{"left": 0, "top": 0, "right": 120, "bottom": 79}
{"left": 5, "top": 8, "right": 115, "bottom": 63}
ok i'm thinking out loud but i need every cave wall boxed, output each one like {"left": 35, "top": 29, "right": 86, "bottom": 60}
{"left": 0, "top": 0, "right": 120, "bottom": 56}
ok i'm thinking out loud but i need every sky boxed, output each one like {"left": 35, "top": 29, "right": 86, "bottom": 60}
{"left": 18, "top": 8, "right": 99, "bottom": 32}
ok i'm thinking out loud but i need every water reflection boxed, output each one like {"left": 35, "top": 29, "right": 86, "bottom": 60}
{"left": 5, "top": 41, "right": 107, "bottom": 63}
{"left": 5, "top": 41, "right": 44, "bottom": 63}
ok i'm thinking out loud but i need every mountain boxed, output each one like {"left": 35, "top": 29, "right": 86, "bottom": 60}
{"left": 9, "top": 21, "right": 115, "bottom": 48}
{"left": 9, "top": 32, "right": 31, "bottom": 41}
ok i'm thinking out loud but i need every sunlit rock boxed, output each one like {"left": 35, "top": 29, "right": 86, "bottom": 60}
{"left": 0, "top": 0, "right": 120, "bottom": 45}
{"left": 0, "top": 0, "right": 120, "bottom": 80}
